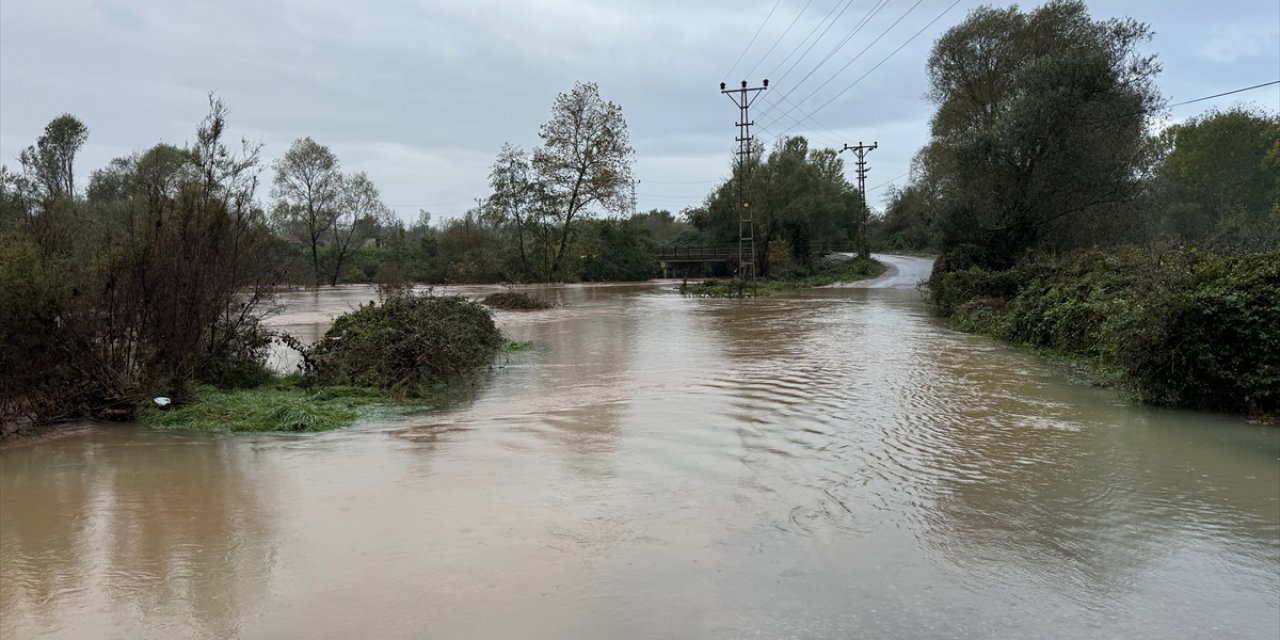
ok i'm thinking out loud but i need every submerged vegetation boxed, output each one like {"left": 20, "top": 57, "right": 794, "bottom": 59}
{"left": 932, "top": 249, "right": 1279, "bottom": 415}
{"left": 141, "top": 378, "right": 384, "bottom": 433}
{"left": 304, "top": 294, "right": 506, "bottom": 397}
{"left": 482, "top": 291, "right": 555, "bottom": 310}
{"left": 681, "top": 255, "right": 886, "bottom": 297}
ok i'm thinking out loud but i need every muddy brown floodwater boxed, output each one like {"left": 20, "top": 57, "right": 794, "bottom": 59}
{"left": 2, "top": 257, "right": 1278, "bottom": 639}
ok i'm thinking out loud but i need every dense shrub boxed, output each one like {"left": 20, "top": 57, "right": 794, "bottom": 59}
{"left": 482, "top": 291, "right": 553, "bottom": 310}
{"left": 307, "top": 294, "right": 505, "bottom": 395}
{"left": 929, "top": 247, "right": 1280, "bottom": 415}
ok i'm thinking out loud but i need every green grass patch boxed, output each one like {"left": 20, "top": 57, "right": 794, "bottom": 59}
{"left": 140, "top": 377, "right": 391, "bottom": 433}
{"left": 506, "top": 340, "right": 536, "bottom": 352}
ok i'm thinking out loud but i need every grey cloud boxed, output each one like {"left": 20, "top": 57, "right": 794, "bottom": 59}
{"left": 2, "top": 0, "right": 1276, "bottom": 220}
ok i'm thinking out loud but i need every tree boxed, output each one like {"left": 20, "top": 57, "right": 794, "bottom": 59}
{"left": 694, "top": 136, "right": 855, "bottom": 276}
{"left": 2, "top": 96, "right": 280, "bottom": 425}
{"left": 19, "top": 114, "right": 89, "bottom": 201}
{"left": 486, "top": 143, "right": 536, "bottom": 279}
{"left": 272, "top": 137, "right": 342, "bottom": 286}
{"left": 325, "top": 172, "right": 390, "bottom": 286}
{"left": 532, "top": 82, "right": 634, "bottom": 279}
{"left": 922, "top": 0, "right": 1162, "bottom": 267}
{"left": 1155, "top": 107, "right": 1280, "bottom": 241}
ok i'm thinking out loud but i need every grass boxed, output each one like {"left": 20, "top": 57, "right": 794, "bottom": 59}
{"left": 506, "top": 340, "right": 536, "bottom": 352}
{"left": 140, "top": 376, "right": 391, "bottom": 433}
{"left": 681, "top": 256, "right": 886, "bottom": 298}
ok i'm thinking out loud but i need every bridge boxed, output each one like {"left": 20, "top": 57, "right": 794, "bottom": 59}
{"left": 656, "top": 244, "right": 741, "bottom": 277}
{"left": 656, "top": 242, "right": 857, "bottom": 277}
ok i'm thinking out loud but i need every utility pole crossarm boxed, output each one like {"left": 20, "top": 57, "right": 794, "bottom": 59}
{"left": 719, "top": 79, "right": 768, "bottom": 295}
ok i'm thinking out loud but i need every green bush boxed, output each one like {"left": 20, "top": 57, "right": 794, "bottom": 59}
{"left": 929, "top": 247, "right": 1280, "bottom": 416}
{"left": 307, "top": 294, "right": 505, "bottom": 395}
{"left": 482, "top": 291, "right": 554, "bottom": 310}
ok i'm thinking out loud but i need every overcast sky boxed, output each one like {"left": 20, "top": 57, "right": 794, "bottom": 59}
{"left": 2, "top": 0, "right": 1277, "bottom": 221}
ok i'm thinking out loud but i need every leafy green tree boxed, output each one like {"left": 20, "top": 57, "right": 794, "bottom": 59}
{"left": 1155, "top": 107, "right": 1280, "bottom": 241}
{"left": 922, "top": 0, "right": 1162, "bottom": 267}
{"left": 694, "top": 136, "right": 856, "bottom": 276}
{"left": 19, "top": 114, "right": 88, "bottom": 201}
{"left": 532, "top": 81, "right": 635, "bottom": 279}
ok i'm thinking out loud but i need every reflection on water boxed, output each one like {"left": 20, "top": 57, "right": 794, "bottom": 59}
{"left": 3, "top": 278, "right": 1278, "bottom": 639}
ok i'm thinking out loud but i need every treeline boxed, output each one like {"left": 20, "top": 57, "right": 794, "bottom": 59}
{"left": 882, "top": 0, "right": 1278, "bottom": 415}
{"left": 683, "top": 136, "right": 864, "bottom": 278}
{"left": 871, "top": 0, "right": 1278, "bottom": 259}
{"left": 1, "top": 99, "right": 279, "bottom": 428}
{"left": 0, "top": 83, "right": 672, "bottom": 431}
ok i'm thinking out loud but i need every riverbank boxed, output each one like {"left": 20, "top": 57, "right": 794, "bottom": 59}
{"left": 929, "top": 246, "right": 1279, "bottom": 418}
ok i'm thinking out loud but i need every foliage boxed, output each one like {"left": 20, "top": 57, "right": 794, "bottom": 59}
{"left": 913, "top": 0, "right": 1162, "bottom": 267}
{"left": 1152, "top": 107, "right": 1280, "bottom": 244}
{"left": 271, "top": 138, "right": 393, "bottom": 286}
{"left": 579, "top": 217, "right": 658, "bottom": 281}
{"left": 140, "top": 377, "right": 383, "bottom": 432}
{"left": 272, "top": 137, "right": 342, "bottom": 285}
{"left": 1, "top": 98, "right": 281, "bottom": 431}
{"left": 689, "top": 136, "right": 858, "bottom": 276}
{"left": 18, "top": 114, "right": 88, "bottom": 202}
{"left": 483, "top": 291, "right": 554, "bottom": 310}
{"left": 306, "top": 294, "right": 506, "bottom": 395}
{"left": 869, "top": 182, "right": 942, "bottom": 252}
{"left": 929, "top": 248, "right": 1279, "bottom": 415}
{"left": 532, "top": 82, "right": 635, "bottom": 279}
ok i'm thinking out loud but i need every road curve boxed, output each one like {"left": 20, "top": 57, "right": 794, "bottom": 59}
{"left": 824, "top": 253, "right": 935, "bottom": 289}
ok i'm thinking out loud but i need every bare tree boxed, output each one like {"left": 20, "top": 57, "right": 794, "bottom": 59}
{"left": 486, "top": 143, "right": 535, "bottom": 279}
{"left": 326, "top": 171, "right": 391, "bottom": 286}
{"left": 532, "top": 81, "right": 634, "bottom": 278}
{"left": 272, "top": 137, "right": 341, "bottom": 286}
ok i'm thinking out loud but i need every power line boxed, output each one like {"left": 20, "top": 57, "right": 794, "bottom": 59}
{"left": 642, "top": 179, "right": 723, "bottom": 185}
{"left": 757, "top": 89, "right": 847, "bottom": 146}
{"left": 725, "top": 0, "right": 785, "bottom": 80}
{"left": 744, "top": 0, "right": 816, "bottom": 79}
{"left": 766, "top": 0, "right": 854, "bottom": 80}
{"left": 1168, "top": 80, "right": 1280, "bottom": 108}
{"left": 867, "top": 171, "right": 909, "bottom": 193}
{"left": 768, "top": 0, "right": 860, "bottom": 89}
{"left": 777, "top": 0, "right": 962, "bottom": 137}
{"left": 757, "top": 0, "right": 893, "bottom": 116}
{"left": 773, "top": 0, "right": 925, "bottom": 126}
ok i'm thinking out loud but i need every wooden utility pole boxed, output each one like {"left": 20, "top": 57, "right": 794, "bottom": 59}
{"left": 721, "top": 79, "right": 767, "bottom": 294}
{"left": 841, "top": 141, "right": 877, "bottom": 259}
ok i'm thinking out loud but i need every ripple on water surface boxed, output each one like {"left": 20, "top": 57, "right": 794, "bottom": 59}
{"left": 2, "top": 278, "right": 1278, "bottom": 640}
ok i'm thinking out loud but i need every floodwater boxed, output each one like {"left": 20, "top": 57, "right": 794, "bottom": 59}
{"left": 2, "top": 257, "right": 1277, "bottom": 640}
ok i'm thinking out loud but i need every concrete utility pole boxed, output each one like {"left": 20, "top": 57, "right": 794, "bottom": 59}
{"left": 841, "top": 141, "right": 877, "bottom": 259}
{"left": 721, "top": 79, "right": 767, "bottom": 294}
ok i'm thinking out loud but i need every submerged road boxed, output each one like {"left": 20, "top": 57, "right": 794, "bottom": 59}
{"left": 825, "top": 253, "right": 935, "bottom": 289}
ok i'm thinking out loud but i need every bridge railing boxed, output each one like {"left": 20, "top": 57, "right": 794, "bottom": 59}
{"left": 656, "top": 243, "right": 742, "bottom": 261}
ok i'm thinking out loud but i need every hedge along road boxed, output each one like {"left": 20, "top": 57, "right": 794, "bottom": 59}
{"left": 1, "top": 277, "right": 1277, "bottom": 639}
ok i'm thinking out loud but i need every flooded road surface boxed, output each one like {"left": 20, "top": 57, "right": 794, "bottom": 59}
{"left": 3, "top": 259, "right": 1278, "bottom": 639}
